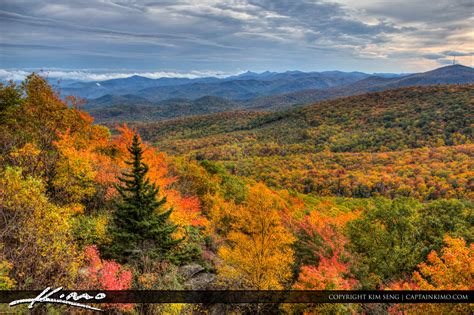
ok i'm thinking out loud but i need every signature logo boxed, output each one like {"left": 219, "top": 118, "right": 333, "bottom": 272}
{"left": 9, "top": 287, "right": 106, "bottom": 311}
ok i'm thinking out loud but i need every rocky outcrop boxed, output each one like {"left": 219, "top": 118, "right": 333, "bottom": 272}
{"left": 178, "top": 263, "right": 216, "bottom": 290}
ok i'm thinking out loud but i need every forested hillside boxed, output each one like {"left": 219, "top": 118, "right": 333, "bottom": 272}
{"left": 136, "top": 85, "right": 473, "bottom": 152}
{"left": 0, "top": 75, "right": 472, "bottom": 314}
{"left": 87, "top": 96, "right": 242, "bottom": 123}
{"left": 132, "top": 85, "right": 473, "bottom": 200}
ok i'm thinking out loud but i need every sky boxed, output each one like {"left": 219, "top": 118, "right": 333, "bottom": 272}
{"left": 0, "top": 0, "right": 473, "bottom": 81}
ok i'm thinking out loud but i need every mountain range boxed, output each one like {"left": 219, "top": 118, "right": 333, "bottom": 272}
{"left": 70, "top": 64, "right": 474, "bottom": 122}
{"left": 244, "top": 64, "right": 474, "bottom": 110}
{"left": 63, "top": 69, "right": 371, "bottom": 100}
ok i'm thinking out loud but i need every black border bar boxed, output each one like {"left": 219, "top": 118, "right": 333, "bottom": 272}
{"left": 1, "top": 290, "right": 472, "bottom": 304}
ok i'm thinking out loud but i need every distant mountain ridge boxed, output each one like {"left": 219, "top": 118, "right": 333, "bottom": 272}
{"left": 66, "top": 69, "right": 371, "bottom": 100}
{"left": 82, "top": 65, "right": 473, "bottom": 122}
{"left": 245, "top": 65, "right": 474, "bottom": 110}
{"left": 61, "top": 75, "right": 221, "bottom": 99}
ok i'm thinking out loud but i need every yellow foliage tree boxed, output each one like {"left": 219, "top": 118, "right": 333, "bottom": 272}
{"left": 217, "top": 184, "right": 294, "bottom": 289}
{"left": 0, "top": 167, "right": 81, "bottom": 288}
{"left": 52, "top": 131, "right": 98, "bottom": 204}
{"left": 0, "top": 244, "right": 15, "bottom": 290}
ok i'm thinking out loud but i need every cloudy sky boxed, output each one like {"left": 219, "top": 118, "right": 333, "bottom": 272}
{"left": 0, "top": 0, "right": 472, "bottom": 80}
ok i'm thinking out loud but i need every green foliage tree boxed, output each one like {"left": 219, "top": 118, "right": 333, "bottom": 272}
{"left": 347, "top": 198, "right": 423, "bottom": 289}
{"left": 105, "top": 135, "right": 181, "bottom": 271}
{"left": 417, "top": 199, "right": 473, "bottom": 256}
{"left": 0, "top": 81, "right": 22, "bottom": 124}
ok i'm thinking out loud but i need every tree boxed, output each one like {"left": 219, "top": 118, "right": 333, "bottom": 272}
{"left": 0, "top": 81, "right": 22, "bottom": 125}
{"left": 0, "top": 245, "right": 15, "bottom": 290}
{"left": 347, "top": 198, "right": 423, "bottom": 288}
{"left": 417, "top": 199, "right": 473, "bottom": 256}
{"left": 413, "top": 236, "right": 473, "bottom": 290}
{"left": 217, "top": 184, "right": 294, "bottom": 289}
{"left": 79, "top": 246, "right": 133, "bottom": 311}
{"left": 104, "top": 135, "right": 181, "bottom": 271}
{"left": 0, "top": 74, "right": 109, "bottom": 196}
{"left": 293, "top": 210, "right": 359, "bottom": 290}
{"left": 388, "top": 236, "right": 473, "bottom": 314}
{"left": 0, "top": 167, "right": 81, "bottom": 288}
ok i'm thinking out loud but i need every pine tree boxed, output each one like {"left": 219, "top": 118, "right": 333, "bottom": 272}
{"left": 105, "top": 134, "right": 180, "bottom": 271}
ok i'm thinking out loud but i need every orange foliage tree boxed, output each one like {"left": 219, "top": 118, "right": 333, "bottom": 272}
{"left": 388, "top": 236, "right": 473, "bottom": 314}
{"left": 414, "top": 236, "right": 472, "bottom": 290}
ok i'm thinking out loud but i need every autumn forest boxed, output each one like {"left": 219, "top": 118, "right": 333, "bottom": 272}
{"left": 0, "top": 74, "right": 472, "bottom": 314}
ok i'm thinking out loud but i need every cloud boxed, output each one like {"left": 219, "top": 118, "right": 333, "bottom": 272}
{"left": 442, "top": 51, "right": 473, "bottom": 57}
{"left": 0, "top": 69, "right": 244, "bottom": 82}
{"left": 355, "top": 0, "right": 473, "bottom": 23}
{"left": 421, "top": 51, "right": 473, "bottom": 64}
{"left": 422, "top": 53, "right": 445, "bottom": 60}
{"left": 0, "top": 0, "right": 472, "bottom": 72}
{"left": 0, "top": 69, "right": 30, "bottom": 81}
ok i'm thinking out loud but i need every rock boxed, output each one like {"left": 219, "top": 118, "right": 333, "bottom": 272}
{"left": 178, "top": 263, "right": 205, "bottom": 280}
{"left": 179, "top": 263, "right": 217, "bottom": 290}
{"left": 184, "top": 272, "right": 216, "bottom": 290}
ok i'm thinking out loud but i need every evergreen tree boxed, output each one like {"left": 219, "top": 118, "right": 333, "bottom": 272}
{"left": 105, "top": 134, "right": 181, "bottom": 270}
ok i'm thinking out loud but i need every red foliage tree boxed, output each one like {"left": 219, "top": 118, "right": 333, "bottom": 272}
{"left": 81, "top": 246, "right": 133, "bottom": 311}
{"left": 293, "top": 210, "right": 358, "bottom": 290}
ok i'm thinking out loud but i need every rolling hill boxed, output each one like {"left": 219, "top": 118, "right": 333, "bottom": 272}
{"left": 84, "top": 94, "right": 153, "bottom": 108}
{"left": 130, "top": 84, "right": 473, "bottom": 198}
{"left": 133, "top": 84, "right": 473, "bottom": 154}
{"left": 87, "top": 95, "right": 241, "bottom": 122}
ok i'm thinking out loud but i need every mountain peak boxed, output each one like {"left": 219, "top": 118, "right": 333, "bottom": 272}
{"left": 430, "top": 64, "right": 472, "bottom": 72}
{"left": 417, "top": 64, "right": 473, "bottom": 78}
{"left": 444, "top": 64, "right": 471, "bottom": 69}
{"left": 128, "top": 75, "right": 154, "bottom": 81}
